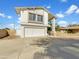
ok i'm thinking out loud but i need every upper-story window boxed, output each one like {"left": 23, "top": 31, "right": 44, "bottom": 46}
{"left": 29, "top": 13, "right": 36, "bottom": 21}
{"left": 29, "top": 13, "right": 43, "bottom": 23}
{"left": 37, "top": 15, "right": 43, "bottom": 22}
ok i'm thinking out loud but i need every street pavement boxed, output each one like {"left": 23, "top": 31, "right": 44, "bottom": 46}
{"left": 0, "top": 37, "right": 79, "bottom": 59}
{"left": 33, "top": 38, "right": 79, "bottom": 59}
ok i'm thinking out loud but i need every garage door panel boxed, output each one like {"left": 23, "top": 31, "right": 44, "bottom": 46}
{"left": 25, "top": 27, "right": 45, "bottom": 37}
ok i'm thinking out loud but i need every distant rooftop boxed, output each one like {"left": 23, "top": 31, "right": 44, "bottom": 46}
{"left": 61, "top": 26, "right": 79, "bottom": 30}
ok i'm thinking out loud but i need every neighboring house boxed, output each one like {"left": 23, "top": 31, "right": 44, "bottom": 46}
{"left": 60, "top": 27, "right": 67, "bottom": 33}
{"left": 60, "top": 26, "right": 79, "bottom": 33}
{"left": 16, "top": 7, "right": 56, "bottom": 38}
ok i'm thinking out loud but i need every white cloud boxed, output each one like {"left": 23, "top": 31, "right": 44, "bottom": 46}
{"left": 61, "top": 0, "right": 67, "bottom": 2}
{"left": 65, "top": 5, "right": 78, "bottom": 15}
{"left": 56, "top": 13, "right": 65, "bottom": 18}
{"left": 7, "top": 16, "right": 12, "bottom": 19}
{"left": 8, "top": 24, "right": 14, "bottom": 29}
{"left": 0, "top": 13, "right": 5, "bottom": 17}
{"left": 17, "top": 17, "right": 21, "bottom": 23}
{"left": 0, "top": 12, "right": 12, "bottom": 19}
{"left": 17, "top": 21, "right": 20, "bottom": 23}
{"left": 18, "top": 17, "right": 21, "bottom": 20}
{"left": 4, "top": 23, "right": 15, "bottom": 29}
{"left": 46, "top": 6, "right": 51, "bottom": 9}
{"left": 7, "top": 23, "right": 19, "bottom": 29}
{"left": 71, "top": 21, "right": 78, "bottom": 24}
{"left": 58, "top": 20, "right": 68, "bottom": 27}
{"left": 76, "top": 9, "right": 79, "bottom": 14}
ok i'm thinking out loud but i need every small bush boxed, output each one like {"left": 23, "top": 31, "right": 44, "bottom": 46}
{"left": 47, "top": 27, "right": 52, "bottom": 35}
{"left": 47, "top": 27, "right": 52, "bottom": 31}
{"left": 67, "top": 29, "right": 75, "bottom": 33}
{"left": 0, "top": 29, "right": 9, "bottom": 39}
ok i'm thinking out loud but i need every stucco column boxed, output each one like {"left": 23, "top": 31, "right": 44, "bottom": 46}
{"left": 51, "top": 18, "right": 56, "bottom": 36}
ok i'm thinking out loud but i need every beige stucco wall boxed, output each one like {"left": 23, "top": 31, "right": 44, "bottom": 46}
{"left": 20, "top": 9, "right": 48, "bottom": 26}
{"left": 20, "top": 11, "right": 28, "bottom": 23}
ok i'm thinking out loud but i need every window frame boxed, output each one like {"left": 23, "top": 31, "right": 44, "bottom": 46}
{"left": 37, "top": 15, "right": 43, "bottom": 23}
{"left": 28, "top": 13, "right": 43, "bottom": 24}
{"left": 28, "top": 13, "right": 36, "bottom": 22}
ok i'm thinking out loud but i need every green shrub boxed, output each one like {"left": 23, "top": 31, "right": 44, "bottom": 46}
{"left": 47, "top": 27, "right": 52, "bottom": 31}
{"left": 67, "top": 29, "right": 75, "bottom": 33}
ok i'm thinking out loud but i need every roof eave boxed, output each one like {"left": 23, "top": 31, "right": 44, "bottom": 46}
{"left": 15, "top": 7, "right": 56, "bottom": 20}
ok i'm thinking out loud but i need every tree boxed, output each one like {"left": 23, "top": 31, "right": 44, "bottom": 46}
{"left": 68, "top": 24, "right": 79, "bottom": 27}
{"left": 55, "top": 23, "right": 60, "bottom": 31}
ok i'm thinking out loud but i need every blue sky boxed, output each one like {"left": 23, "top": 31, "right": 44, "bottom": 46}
{"left": 0, "top": 0, "right": 79, "bottom": 29}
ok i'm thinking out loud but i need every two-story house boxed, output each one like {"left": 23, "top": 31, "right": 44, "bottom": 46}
{"left": 16, "top": 7, "right": 56, "bottom": 38}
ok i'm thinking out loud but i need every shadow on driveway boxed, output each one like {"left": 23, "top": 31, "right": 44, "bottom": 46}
{"left": 33, "top": 37, "right": 79, "bottom": 59}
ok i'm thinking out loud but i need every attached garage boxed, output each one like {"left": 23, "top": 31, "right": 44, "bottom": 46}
{"left": 24, "top": 26, "right": 47, "bottom": 37}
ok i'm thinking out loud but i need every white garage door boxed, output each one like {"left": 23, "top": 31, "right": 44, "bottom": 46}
{"left": 24, "top": 27, "right": 45, "bottom": 37}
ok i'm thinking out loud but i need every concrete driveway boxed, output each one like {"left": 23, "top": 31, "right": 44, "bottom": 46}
{"left": 0, "top": 37, "right": 79, "bottom": 59}
{"left": 0, "top": 39, "right": 25, "bottom": 59}
{"left": 0, "top": 37, "right": 45, "bottom": 59}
